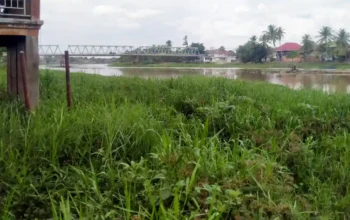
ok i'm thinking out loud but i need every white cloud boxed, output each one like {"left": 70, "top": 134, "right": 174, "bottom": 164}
{"left": 90, "top": 5, "right": 162, "bottom": 32}
{"left": 105, "top": 18, "right": 140, "bottom": 29}
{"left": 93, "top": 5, "right": 116, "bottom": 16}
{"left": 257, "top": 3, "right": 266, "bottom": 11}
{"left": 127, "top": 9, "right": 163, "bottom": 19}
{"left": 93, "top": 5, "right": 162, "bottom": 20}
{"left": 40, "top": 0, "right": 350, "bottom": 49}
{"left": 234, "top": 5, "right": 250, "bottom": 13}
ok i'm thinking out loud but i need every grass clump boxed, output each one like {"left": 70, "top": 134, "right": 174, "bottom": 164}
{"left": 1, "top": 68, "right": 350, "bottom": 219}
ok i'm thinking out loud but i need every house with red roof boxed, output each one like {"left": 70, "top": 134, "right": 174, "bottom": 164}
{"left": 275, "top": 42, "right": 302, "bottom": 62}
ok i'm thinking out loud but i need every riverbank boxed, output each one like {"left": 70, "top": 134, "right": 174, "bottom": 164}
{"left": 112, "top": 62, "right": 350, "bottom": 70}
{"left": 1, "top": 69, "right": 350, "bottom": 218}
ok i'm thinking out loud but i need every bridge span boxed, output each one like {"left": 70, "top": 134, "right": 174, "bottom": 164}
{"left": 39, "top": 45, "right": 201, "bottom": 57}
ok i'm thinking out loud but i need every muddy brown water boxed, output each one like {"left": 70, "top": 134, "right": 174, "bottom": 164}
{"left": 41, "top": 64, "right": 350, "bottom": 93}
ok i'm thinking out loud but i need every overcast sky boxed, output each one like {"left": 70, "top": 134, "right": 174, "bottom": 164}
{"left": 40, "top": 0, "right": 350, "bottom": 50}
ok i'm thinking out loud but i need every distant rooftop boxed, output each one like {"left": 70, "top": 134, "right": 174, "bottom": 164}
{"left": 275, "top": 43, "right": 301, "bottom": 52}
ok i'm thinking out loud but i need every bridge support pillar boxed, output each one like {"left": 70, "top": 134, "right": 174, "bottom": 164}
{"left": 6, "top": 36, "right": 40, "bottom": 108}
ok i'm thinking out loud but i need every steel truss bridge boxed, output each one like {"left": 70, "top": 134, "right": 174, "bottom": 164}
{"left": 39, "top": 45, "right": 201, "bottom": 57}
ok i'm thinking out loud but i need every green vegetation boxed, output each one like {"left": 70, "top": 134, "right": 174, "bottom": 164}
{"left": 166, "top": 40, "right": 172, "bottom": 47}
{"left": 183, "top": 35, "right": 188, "bottom": 47}
{"left": 117, "top": 37, "right": 206, "bottom": 65}
{"left": 301, "top": 26, "right": 350, "bottom": 61}
{"left": 112, "top": 61, "right": 350, "bottom": 70}
{"left": 286, "top": 51, "right": 299, "bottom": 60}
{"left": 264, "top": 25, "right": 285, "bottom": 48}
{"left": 317, "top": 26, "right": 333, "bottom": 56}
{"left": 116, "top": 36, "right": 207, "bottom": 66}
{"left": 115, "top": 25, "right": 349, "bottom": 66}
{"left": 235, "top": 25, "right": 285, "bottom": 63}
{"left": 276, "top": 27, "right": 285, "bottom": 46}
{"left": 2, "top": 67, "right": 350, "bottom": 219}
{"left": 191, "top": 43, "right": 206, "bottom": 54}
{"left": 0, "top": 48, "right": 6, "bottom": 67}
{"left": 236, "top": 40, "right": 268, "bottom": 63}
{"left": 236, "top": 24, "right": 350, "bottom": 63}
{"left": 301, "top": 35, "right": 314, "bottom": 56}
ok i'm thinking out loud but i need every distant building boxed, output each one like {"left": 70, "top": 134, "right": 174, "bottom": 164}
{"left": 202, "top": 56, "right": 213, "bottom": 63}
{"left": 275, "top": 43, "right": 302, "bottom": 62}
{"left": 206, "top": 49, "right": 237, "bottom": 63}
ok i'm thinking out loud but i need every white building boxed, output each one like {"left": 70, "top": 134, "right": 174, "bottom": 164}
{"left": 202, "top": 56, "right": 213, "bottom": 63}
{"left": 206, "top": 49, "right": 236, "bottom": 63}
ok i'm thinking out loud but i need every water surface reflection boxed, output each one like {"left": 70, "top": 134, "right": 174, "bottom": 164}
{"left": 42, "top": 64, "right": 350, "bottom": 93}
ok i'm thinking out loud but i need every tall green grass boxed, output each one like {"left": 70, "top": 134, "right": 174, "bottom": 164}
{"left": 1, "top": 68, "right": 350, "bottom": 219}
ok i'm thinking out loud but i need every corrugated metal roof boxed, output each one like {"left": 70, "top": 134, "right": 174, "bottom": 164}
{"left": 275, "top": 43, "right": 301, "bottom": 51}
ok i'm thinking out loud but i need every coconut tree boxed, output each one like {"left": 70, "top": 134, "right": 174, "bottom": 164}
{"left": 166, "top": 40, "right": 172, "bottom": 47}
{"left": 301, "top": 34, "right": 314, "bottom": 56}
{"left": 336, "top": 29, "right": 350, "bottom": 45}
{"left": 317, "top": 26, "right": 333, "bottom": 56}
{"left": 259, "top": 34, "right": 270, "bottom": 61}
{"left": 250, "top": 35, "right": 257, "bottom": 43}
{"left": 249, "top": 35, "right": 258, "bottom": 61}
{"left": 183, "top": 35, "right": 188, "bottom": 47}
{"left": 276, "top": 27, "right": 285, "bottom": 46}
{"left": 264, "top": 25, "right": 278, "bottom": 48}
{"left": 259, "top": 34, "right": 270, "bottom": 48}
{"left": 335, "top": 29, "right": 350, "bottom": 58}
{"left": 219, "top": 46, "right": 226, "bottom": 51}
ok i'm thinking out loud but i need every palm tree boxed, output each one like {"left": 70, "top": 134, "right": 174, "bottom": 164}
{"left": 166, "top": 40, "right": 172, "bottom": 47}
{"left": 250, "top": 35, "right": 257, "bottom": 43}
{"left": 249, "top": 35, "right": 258, "bottom": 61}
{"left": 335, "top": 29, "right": 350, "bottom": 59}
{"left": 276, "top": 27, "right": 285, "bottom": 46}
{"left": 264, "top": 25, "right": 278, "bottom": 48}
{"left": 259, "top": 34, "right": 270, "bottom": 48}
{"left": 317, "top": 26, "right": 333, "bottom": 56}
{"left": 259, "top": 34, "right": 270, "bottom": 61}
{"left": 301, "top": 34, "right": 314, "bottom": 56}
{"left": 219, "top": 46, "right": 225, "bottom": 51}
{"left": 336, "top": 29, "right": 350, "bottom": 45}
{"left": 183, "top": 35, "right": 188, "bottom": 47}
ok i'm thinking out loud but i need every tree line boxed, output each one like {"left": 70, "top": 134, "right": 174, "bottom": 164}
{"left": 303, "top": 27, "right": 350, "bottom": 61}
{"left": 236, "top": 25, "right": 350, "bottom": 63}
{"left": 236, "top": 42, "right": 268, "bottom": 63}
{"left": 236, "top": 25, "right": 285, "bottom": 63}
{"left": 118, "top": 36, "right": 206, "bottom": 64}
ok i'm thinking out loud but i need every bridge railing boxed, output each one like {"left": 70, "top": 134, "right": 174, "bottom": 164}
{"left": 39, "top": 45, "right": 201, "bottom": 57}
{"left": 125, "top": 46, "right": 200, "bottom": 56}
{"left": 0, "top": 0, "right": 27, "bottom": 17}
{"left": 39, "top": 45, "right": 63, "bottom": 56}
{"left": 67, "top": 45, "right": 135, "bottom": 56}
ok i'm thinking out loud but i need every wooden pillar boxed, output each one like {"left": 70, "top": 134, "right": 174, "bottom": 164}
{"left": 0, "top": 0, "right": 43, "bottom": 108}
{"left": 7, "top": 44, "right": 17, "bottom": 95}
{"left": 6, "top": 36, "right": 39, "bottom": 108}
{"left": 25, "top": 36, "right": 40, "bottom": 107}
{"left": 16, "top": 37, "right": 25, "bottom": 101}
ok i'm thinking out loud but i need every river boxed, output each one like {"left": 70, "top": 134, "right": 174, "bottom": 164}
{"left": 41, "top": 64, "right": 350, "bottom": 93}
